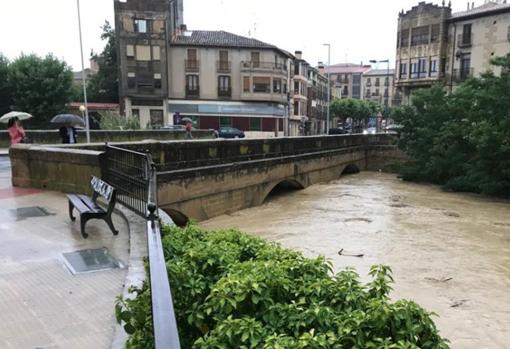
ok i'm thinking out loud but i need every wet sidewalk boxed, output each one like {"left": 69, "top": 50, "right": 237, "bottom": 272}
{"left": 0, "top": 156, "right": 130, "bottom": 349}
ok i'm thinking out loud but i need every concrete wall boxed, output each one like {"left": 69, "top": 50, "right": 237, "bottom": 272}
{"left": 10, "top": 145, "right": 103, "bottom": 194}
{"left": 0, "top": 129, "right": 215, "bottom": 148}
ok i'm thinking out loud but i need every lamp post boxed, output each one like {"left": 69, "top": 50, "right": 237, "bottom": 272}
{"left": 369, "top": 59, "right": 390, "bottom": 131}
{"left": 76, "top": 0, "right": 90, "bottom": 143}
{"left": 323, "top": 44, "right": 331, "bottom": 135}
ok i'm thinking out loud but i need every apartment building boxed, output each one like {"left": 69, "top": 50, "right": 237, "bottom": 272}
{"left": 363, "top": 69, "right": 396, "bottom": 107}
{"left": 307, "top": 67, "right": 329, "bottom": 135}
{"left": 320, "top": 63, "right": 372, "bottom": 100}
{"left": 395, "top": 0, "right": 510, "bottom": 104}
{"left": 168, "top": 29, "right": 292, "bottom": 137}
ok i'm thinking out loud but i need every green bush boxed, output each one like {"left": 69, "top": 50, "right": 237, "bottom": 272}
{"left": 116, "top": 225, "right": 449, "bottom": 349}
{"left": 99, "top": 111, "right": 140, "bottom": 130}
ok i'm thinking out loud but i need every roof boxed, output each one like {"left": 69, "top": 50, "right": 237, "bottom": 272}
{"left": 323, "top": 63, "right": 372, "bottom": 74}
{"left": 171, "top": 30, "right": 293, "bottom": 57}
{"left": 364, "top": 69, "right": 396, "bottom": 76}
{"left": 451, "top": 1, "right": 510, "bottom": 21}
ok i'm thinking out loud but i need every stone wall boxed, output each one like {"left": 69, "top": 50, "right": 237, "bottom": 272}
{"left": 10, "top": 144, "right": 103, "bottom": 194}
{"left": 0, "top": 129, "right": 215, "bottom": 148}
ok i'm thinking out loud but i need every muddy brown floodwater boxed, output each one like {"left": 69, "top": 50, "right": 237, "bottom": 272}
{"left": 201, "top": 172, "right": 510, "bottom": 349}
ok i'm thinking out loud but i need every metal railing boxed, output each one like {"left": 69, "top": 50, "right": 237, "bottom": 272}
{"left": 185, "top": 59, "right": 200, "bottom": 72}
{"left": 104, "top": 145, "right": 181, "bottom": 349}
{"left": 217, "top": 60, "right": 231, "bottom": 73}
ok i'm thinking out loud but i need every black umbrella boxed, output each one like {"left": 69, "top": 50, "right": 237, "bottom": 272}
{"left": 51, "top": 114, "right": 85, "bottom": 127}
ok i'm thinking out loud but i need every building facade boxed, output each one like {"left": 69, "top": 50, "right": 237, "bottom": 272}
{"left": 395, "top": 0, "right": 510, "bottom": 104}
{"left": 319, "top": 63, "right": 372, "bottom": 101}
{"left": 363, "top": 69, "right": 396, "bottom": 107}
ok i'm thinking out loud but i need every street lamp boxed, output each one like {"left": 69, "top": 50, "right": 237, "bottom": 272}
{"left": 76, "top": 0, "right": 91, "bottom": 143}
{"left": 323, "top": 44, "right": 331, "bottom": 135}
{"left": 370, "top": 59, "right": 391, "bottom": 131}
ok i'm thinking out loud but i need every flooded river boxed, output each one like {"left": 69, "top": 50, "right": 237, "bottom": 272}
{"left": 202, "top": 172, "right": 510, "bottom": 349}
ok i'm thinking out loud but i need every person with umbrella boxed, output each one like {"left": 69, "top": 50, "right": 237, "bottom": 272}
{"left": 0, "top": 111, "right": 32, "bottom": 146}
{"left": 51, "top": 114, "right": 84, "bottom": 144}
{"left": 181, "top": 117, "right": 193, "bottom": 139}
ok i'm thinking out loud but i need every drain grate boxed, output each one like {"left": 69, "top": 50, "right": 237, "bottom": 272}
{"left": 8, "top": 206, "right": 53, "bottom": 220}
{"left": 62, "top": 248, "right": 124, "bottom": 275}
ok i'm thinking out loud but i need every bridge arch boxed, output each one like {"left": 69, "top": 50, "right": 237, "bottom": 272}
{"left": 262, "top": 179, "right": 305, "bottom": 203}
{"left": 341, "top": 163, "right": 361, "bottom": 176}
{"left": 161, "top": 208, "right": 190, "bottom": 227}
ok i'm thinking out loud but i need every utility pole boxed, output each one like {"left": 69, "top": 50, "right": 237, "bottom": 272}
{"left": 77, "top": 0, "right": 90, "bottom": 143}
{"left": 323, "top": 44, "right": 331, "bottom": 134}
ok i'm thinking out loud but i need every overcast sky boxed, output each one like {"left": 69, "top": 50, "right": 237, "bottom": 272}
{"left": 0, "top": 0, "right": 469, "bottom": 71}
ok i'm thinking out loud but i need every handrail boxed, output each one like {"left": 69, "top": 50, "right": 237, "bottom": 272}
{"left": 146, "top": 156, "right": 181, "bottom": 349}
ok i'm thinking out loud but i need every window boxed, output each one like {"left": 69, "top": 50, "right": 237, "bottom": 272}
{"left": 294, "top": 101, "right": 299, "bottom": 115}
{"left": 218, "top": 76, "right": 231, "bottom": 91}
{"left": 253, "top": 77, "right": 270, "bottom": 93}
{"left": 419, "top": 58, "right": 427, "bottom": 77}
{"left": 128, "top": 72, "right": 136, "bottom": 88}
{"left": 374, "top": 89, "right": 379, "bottom": 96}
{"left": 294, "top": 63, "right": 300, "bottom": 75}
{"left": 384, "top": 88, "right": 389, "bottom": 97}
{"left": 273, "top": 78, "right": 282, "bottom": 93}
{"left": 400, "top": 29, "right": 410, "bottom": 47}
{"left": 411, "top": 26, "right": 430, "bottom": 46}
{"left": 430, "top": 60, "right": 438, "bottom": 73}
{"left": 462, "top": 24, "right": 472, "bottom": 45}
{"left": 135, "top": 45, "right": 151, "bottom": 61}
{"left": 431, "top": 24, "right": 440, "bottom": 43}
{"left": 243, "top": 77, "right": 250, "bottom": 92}
{"left": 220, "top": 117, "right": 232, "bottom": 127}
{"left": 150, "top": 110, "right": 164, "bottom": 128}
{"left": 186, "top": 75, "right": 199, "bottom": 90}
{"left": 152, "top": 46, "right": 160, "bottom": 61}
{"left": 366, "top": 77, "right": 371, "bottom": 85}
{"left": 134, "top": 19, "right": 149, "bottom": 33}
{"left": 375, "top": 77, "right": 380, "bottom": 86}
{"left": 154, "top": 73, "right": 162, "bottom": 89}
{"left": 411, "top": 62, "right": 418, "bottom": 78}
{"left": 219, "top": 50, "right": 229, "bottom": 69}
{"left": 251, "top": 52, "right": 260, "bottom": 68}
{"left": 283, "top": 81, "right": 287, "bottom": 94}
{"left": 187, "top": 49, "right": 197, "bottom": 61}
{"left": 384, "top": 77, "right": 389, "bottom": 86}
{"left": 400, "top": 63, "right": 407, "bottom": 78}
{"left": 126, "top": 45, "right": 134, "bottom": 58}
{"left": 294, "top": 81, "right": 300, "bottom": 94}
{"left": 249, "top": 118, "right": 261, "bottom": 131}
{"left": 132, "top": 109, "right": 139, "bottom": 119}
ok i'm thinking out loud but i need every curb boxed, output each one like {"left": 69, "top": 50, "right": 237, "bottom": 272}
{"left": 110, "top": 206, "right": 148, "bottom": 349}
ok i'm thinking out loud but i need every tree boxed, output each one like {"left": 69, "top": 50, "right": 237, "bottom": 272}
{"left": 0, "top": 54, "right": 11, "bottom": 115}
{"left": 87, "top": 21, "right": 119, "bottom": 103}
{"left": 8, "top": 54, "right": 74, "bottom": 129}
{"left": 330, "top": 98, "right": 377, "bottom": 131}
{"left": 393, "top": 54, "right": 510, "bottom": 197}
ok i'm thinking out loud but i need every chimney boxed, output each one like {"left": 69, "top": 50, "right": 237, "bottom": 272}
{"left": 295, "top": 51, "right": 302, "bottom": 60}
{"left": 467, "top": 2, "right": 470, "bottom": 10}
{"left": 472, "top": 2, "right": 475, "bottom": 9}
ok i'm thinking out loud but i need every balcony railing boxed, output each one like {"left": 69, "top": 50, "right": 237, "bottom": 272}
{"left": 185, "top": 59, "right": 200, "bottom": 72}
{"left": 217, "top": 61, "right": 231, "bottom": 73}
{"left": 458, "top": 33, "right": 473, "bottom": 48}
{"left": 453, "top": 68, "right": 474, "bottom": 83}
{"left": 218, "top": 87, "right": 232, "bottom": 98}
{"left": 410, "top": 71, "right": 428, "bottom": 79}
{"left": 241, "top": 61, "right": 287, "bottom": 72}
{"left": 185, "top": 86, "right": 200, "bottom": 99}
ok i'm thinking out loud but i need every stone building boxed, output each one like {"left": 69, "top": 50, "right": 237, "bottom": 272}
{"left": 319, "top": 63, "right": 372, "bottom": 101}
{"left": 307, "top": 66, "right": 329, "bottom": 135}
{"left": 395, "top": 0, "right": 510, "bottom": 104}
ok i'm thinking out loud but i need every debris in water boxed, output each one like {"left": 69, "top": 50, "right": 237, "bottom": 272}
{"left": 443, "top": 211, "right": 461, "bottom": 218}
{"left": 390, "top": 203, "right": 411, "bottom": 208}
{"left": 450, "top": 299, "right": 469, "bottom": 308}
{"left": 338, "top": 248, "right": 364, "bottom": 258}
{"left": 425, "top": 276, "right": 453, "bottom": 283}
{"left": 494, "top": 222, "right": 510, "bottom": 227}
{"left": 344, "top": 218, "right": 373, "bottom": 223}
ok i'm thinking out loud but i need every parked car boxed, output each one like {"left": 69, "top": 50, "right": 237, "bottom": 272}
{"left": 363, "top": 127, "right": 377, "bottom": 135}
{"left": 328, "top": 127, "right": 347, "bottom": 135}
{"left": 217, "top": 127, "right": 245, "bottom": 139}
{"left": 385, "top": 124, "right": 402, "bottom": 134}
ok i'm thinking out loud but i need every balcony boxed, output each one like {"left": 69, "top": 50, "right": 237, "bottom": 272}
{"left": 185, "top": 86, "right": 200, "bottom": 99}
{"left": 458, "top": 33, "right": 473, "bottom": 48}
{"left": 453, "top": 68, "right": 474, "bottom": 83}
{"left": 185, "top": 60, "right": 200, "bottom": 72}
{"left": 217, "top": 61, "right": 231, "bottom": 73}
{"left": 241, "top": 61, "right": 287, "bottom": 73}
{"left": 217, "top": 87, "right": 232, "bottom": 99}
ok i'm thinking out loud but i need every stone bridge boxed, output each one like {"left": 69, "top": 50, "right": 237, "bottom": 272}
{"left": 152, "top": 134, "right": 403, "bottom": 225}
{"left": 10, "top": 134, "right": 404, "bottom": 225}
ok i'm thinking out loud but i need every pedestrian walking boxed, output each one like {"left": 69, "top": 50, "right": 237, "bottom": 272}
{"left": 59, "top": 125, "right": 78, "bottom": 144}
{"left": 185, "top": 121, "right": 193, "bottom": 139}
{"left": 7, "top": 117, "right": 26, "bottom": 145}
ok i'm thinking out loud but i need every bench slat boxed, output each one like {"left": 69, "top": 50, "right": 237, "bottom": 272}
{"left": 67, "top": 194, "right": 96, "bottom": 214}
{"left": 77, "top": 194, "right": 104, "bottom": 213}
